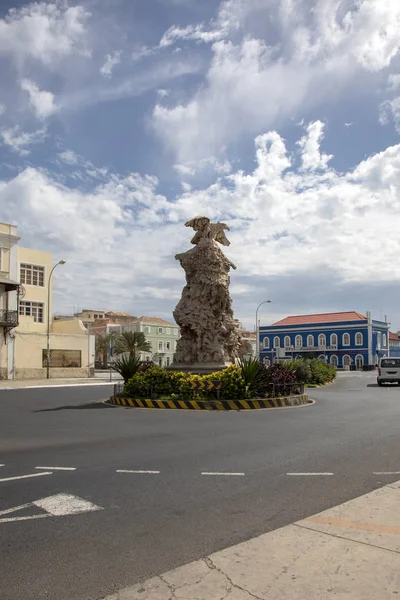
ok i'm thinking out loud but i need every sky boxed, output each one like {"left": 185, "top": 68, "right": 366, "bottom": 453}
{"left": 1, "top": 0, "right": 400, "bottom": 331}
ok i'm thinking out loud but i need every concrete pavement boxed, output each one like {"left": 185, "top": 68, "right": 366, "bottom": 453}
{"left": 104, "top": 479, "right": 400, "bottom": 599}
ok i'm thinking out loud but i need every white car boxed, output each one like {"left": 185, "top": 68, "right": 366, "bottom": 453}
{"left": 377, "top": 357, "right": 400, "bottom": 385}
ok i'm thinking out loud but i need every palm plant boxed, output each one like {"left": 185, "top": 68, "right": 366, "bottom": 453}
{"left": 112, "top": 354, "right": 142, "bottom": 384}
{"left": 238, "top": 357, "right": 267, "bottom": 397}
{"left": 115, "top": 331, "right": 152, "bottom": 358}
{"left": 95, "top": 332, "right": 117, "bottom": 369}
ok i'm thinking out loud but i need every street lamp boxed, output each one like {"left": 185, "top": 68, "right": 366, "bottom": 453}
{"left": 46, "top": 260, "right": 66, "bottom": 379}
{"left": 256, "top": 300, "right": 272, "bottom": 362}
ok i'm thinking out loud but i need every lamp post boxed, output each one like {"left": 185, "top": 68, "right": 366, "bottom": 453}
{"left": 46, "top": 260, "right": 66, "bottom": 379}
{"left": 255, "top": 300, "right": 272, "bottom": 362}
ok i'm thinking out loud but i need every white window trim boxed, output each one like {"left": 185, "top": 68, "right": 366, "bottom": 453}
{"left": 355, "top": 332, "right": 363, "bottom": 346}
{"left": 342, "top": 333, "right": 350, "bottom": 346}
{"left": 158, "top": 341, "right": 163, "bottom": 351}
{"left": 330, "top": 334, "right": 338, "bottom": 346}
{"left": 330, "top": 355, "right": 338, "bottom": 366}
{"left": 295, "top": 335, "right": 302, "bottom": 348}
{"left": 318, "top": 354, "right": 326, "bottom": 361}
{"left": 19, "top": 300, "right": 45, "bottom": 323}
{"left": 318, "top": 334, "right": 326, "bottom": 346}
{"left": 307, "top": 335, "right": 314, "bottom": 346}
{"left": 19, "top": 261, "right": 47, "bottom": 288}
{"left": 343, "top": 354, "right": 352, "bottom": 366}
{"left": 284, "top": 336, "right": 291, "bottom": 348}
{"left": 158, "top": 327, "right": 163, "bottom": 334}
{"left": 263, "top": 337, "right": 270, "bottom": 349}
{"left": 355, "top": 354, "right": 364, "bottom": 366}
{"left": 273, "top": 336, "right": 280, "bottom": 348}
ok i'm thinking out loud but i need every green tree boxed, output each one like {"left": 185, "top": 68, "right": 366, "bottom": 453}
{"left": 115, "top": 331, "right": 152, "bottom": 359}
{"left": 95, "top": 333, "right": 117, "bottom": 369}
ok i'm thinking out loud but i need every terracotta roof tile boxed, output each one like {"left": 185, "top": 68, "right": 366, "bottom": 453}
{"left": 272, "top": 311, "right": 367, "bottom": 326}
{"left": 137, "top": 316, "right": 176, "bottom": 326}
{"left": 389, "top": 331, "right": 399, "bottom": 341}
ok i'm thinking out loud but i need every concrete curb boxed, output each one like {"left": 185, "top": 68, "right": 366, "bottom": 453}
{"left": 107, "top": 394, "right": 310, "bottom": 410}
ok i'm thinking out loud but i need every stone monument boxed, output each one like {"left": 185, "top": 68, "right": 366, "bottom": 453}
{"left": 170, "top": 216, "right": 240, "bottom": 374}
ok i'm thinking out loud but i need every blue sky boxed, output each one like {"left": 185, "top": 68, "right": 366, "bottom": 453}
{"left": 1, "top": 0, "right": 400, "bottom": 330}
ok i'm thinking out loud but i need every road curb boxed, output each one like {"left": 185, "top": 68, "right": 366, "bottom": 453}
{"left": 106, "top": 394, "right": 310, "bottom": 410}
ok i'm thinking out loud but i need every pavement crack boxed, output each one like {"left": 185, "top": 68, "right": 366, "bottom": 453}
{"left": 294, "top": 523, "right": 400, "bottom": 555}
{"left": 203, "top": 557, "right": 264, "bottom": 600}
{"left": 158, "top": 574, "right": 178, "bottom": 600}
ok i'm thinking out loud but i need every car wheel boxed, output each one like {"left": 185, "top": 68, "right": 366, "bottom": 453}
{"left": 377, "top": 380, "right": 383, "bottom": 386}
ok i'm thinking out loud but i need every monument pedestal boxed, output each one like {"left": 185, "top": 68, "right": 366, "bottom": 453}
{"left": 166, "top": 362, "right": 232, "bottom": 375}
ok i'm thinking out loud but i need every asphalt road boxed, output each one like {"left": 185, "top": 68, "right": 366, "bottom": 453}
{"left": 1, "top": 373, "right": 400, "bottom": 600}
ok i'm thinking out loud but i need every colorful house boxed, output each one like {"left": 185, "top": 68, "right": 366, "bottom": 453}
{"left": 259, "top": 311, "right": 390, "bottom": 369}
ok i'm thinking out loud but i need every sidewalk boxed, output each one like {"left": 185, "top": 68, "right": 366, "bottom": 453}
{"left": 0, "top": 377, "right": 120, "bottom": 389}
{"left": 104, "top": 479, "right": 400, "bottom": 599}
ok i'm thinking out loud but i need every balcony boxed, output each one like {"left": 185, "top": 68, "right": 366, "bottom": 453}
{"left": 283, "top": 345, "right": 338, "bottom": 352}
{"left": 0, "top": 309, "right": 19, "bottom": 327}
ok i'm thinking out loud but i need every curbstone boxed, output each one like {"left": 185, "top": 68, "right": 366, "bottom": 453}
{"left": 107, "top": 394, "right": 310, "bottom": 410}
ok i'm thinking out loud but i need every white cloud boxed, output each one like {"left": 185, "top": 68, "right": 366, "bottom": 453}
{"left": 154, "top": 0, "right": 400, "bottom": 162}
{"left": 100, "top": 51, "right": 121, "bottom": 78}
{"left": 0, "top": 2, "right": 90, "bottom": 66}
{"left": 2, "top": 124, "right": 400, "bottom": 323}
{"left": 173, "top": 164, "right": 195, "bottom": 177}
{"left": 20, "top": 79, "right": 59, "bottom": 119}
{"left": 297, "top": 121, "right": 333, "bottom": 171}
{"left": 379, "top": 97, "right": 400, "bottom": 133}
{"left": 0, "top": 126, "right": 47, "bottom": 155}
{"left": 58, "top": 150, "right": 80, "bottom": 166}
{"left": 388, "top": 73, "right": 400, "bottom": 91}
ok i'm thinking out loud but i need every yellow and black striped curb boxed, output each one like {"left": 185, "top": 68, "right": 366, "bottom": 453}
{"left": 107, "top": 394, "right": 310, "bottom": 410}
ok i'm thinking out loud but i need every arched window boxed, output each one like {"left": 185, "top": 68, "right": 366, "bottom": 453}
{"left": 263, "top": 357, "right": 270, "bottom": 366}
{"left": 274, "top": 336, "right": 280, "bottom": 348}
{"left": 343, "top": 333, "right": 350, "bottom": 346}
{"left": 263, "top": 337, "right": 270, "bottom": 349}
{"left": 383, "top": 333, "right": 387, "bottom": 347}
{"left": 318, "top": 354, "right": 326, "bottom": 362}
{"left": 284, "top": 336, "right": 291, "bottom": 348}
{"left": 330, "top": 333, "right": 338, "bottom": 348}
{"left": 355, "top": 332, "right": 363, "bottom": 346}
{"left": 318, "top": 333, "right": 326, "bottom": 348}
{"left": 295, "top": 335, "right": 302, "bottom": 348}
{"left": 307, "top": 334, "right": 314, "bottom": 347}
{"left": 343, "top": 354, "right": 351, "bottom": 367}
{"left": 296, "top": 355, "right": 302, "bottom": 360}
{"left": 355, "top": 354, "right": 364, "bottom": 369}
{"left": 330, "top": 355, "right": 338, "bottom": 368}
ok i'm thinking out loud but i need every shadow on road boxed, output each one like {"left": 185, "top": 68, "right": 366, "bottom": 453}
{"left": 34, "top": 402, "right": 114, "bottom": 412}
{"left": 366, "top": 383, "right": 400, "bottom": 388}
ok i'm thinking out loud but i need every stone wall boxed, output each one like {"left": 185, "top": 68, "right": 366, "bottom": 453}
{"left": 14, "top": 367, "right": 93, "bottom": 379}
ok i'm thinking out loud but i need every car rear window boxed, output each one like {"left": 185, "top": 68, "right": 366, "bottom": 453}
{"left": 381, "top": 359, "right": 400, "bottom": 367}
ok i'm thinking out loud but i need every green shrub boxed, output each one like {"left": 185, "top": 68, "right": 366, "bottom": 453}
{"left": 307, "top": 358, "right": 336, "bottom": 385}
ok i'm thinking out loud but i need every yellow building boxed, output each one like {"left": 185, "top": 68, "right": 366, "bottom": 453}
{"left": 0, "top": 222, "right": 95, "bottom": 379}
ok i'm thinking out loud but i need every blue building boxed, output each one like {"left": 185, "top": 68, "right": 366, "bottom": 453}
{"left": 259, "top": 311, "right": 390, "bottom": 369}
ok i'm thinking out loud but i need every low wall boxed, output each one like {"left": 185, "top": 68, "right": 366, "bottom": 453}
{"left": 108, "top": 394, "right": 310, "bottom": 410}
{"left": 14, "top": 367, "right": 94, "bottom": 379}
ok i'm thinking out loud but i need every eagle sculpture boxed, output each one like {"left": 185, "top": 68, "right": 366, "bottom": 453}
{"left": 185, "top": 216, "right": 231, "bottom": 246}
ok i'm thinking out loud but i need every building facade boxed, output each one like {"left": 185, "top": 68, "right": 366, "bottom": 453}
{"left": 120, "top": 316, "right": 180, "bottom": 367}
{"left": 259, "top": 311, "right": 390, "bottom": 369}
{"left": 0, "top": 223, "right": 20, "bottom": 379}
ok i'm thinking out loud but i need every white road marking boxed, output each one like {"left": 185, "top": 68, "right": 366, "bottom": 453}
{"left": 373, "top": 471, "right": 400, "bottom": 475}
{"left": 35, "top": 466, "right": 76, "bottom": 471}
{"left": 286, "top": 472, "right": 334, "bottom": 476}
{"left": 116, "top": 470, "right": 160, "bottom": 474}
{"left": 0, "top": 514, "right": 50, "bottom": 523}
{"left": 33, "top": 493, "right": 102, "bottom": 516}
{"left": 0, "top": 471, "right": 52, "bottom": 483}
{"left": 0, "top": 493, "right": 103, "bottom": 524}
{"left": 0, "top": 464, "right": 4, "bottom": 467}
{"left": 201, "top": 472, "right": 245, "bottom": 476}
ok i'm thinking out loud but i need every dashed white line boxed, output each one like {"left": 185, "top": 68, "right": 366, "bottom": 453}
{"left": 286, "top": 472, "right": 334, "bottom": 476}
{"left": 0, "top": 464, "right": 4, "bottom": 467}
{"left": 116, "top": 470, "right": 160, "bottom": 474}
{"left": 0, "top": 471, "right": 52, "bottom": 483}
{"left": 201, "top": 472, "right": 245, "bottom": 476}
{"left": 373, "top": 471, "right": 400, "bottom": 475}
{"left": 35, "top": 466, "right": 76, "bottom": 471}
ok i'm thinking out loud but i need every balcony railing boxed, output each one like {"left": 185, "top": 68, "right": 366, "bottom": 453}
{"left": 0, "top": 309, "right": 19, "bottom": 327}
{"left": 283, "top": 345, "right": 338, "bottom": 351}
